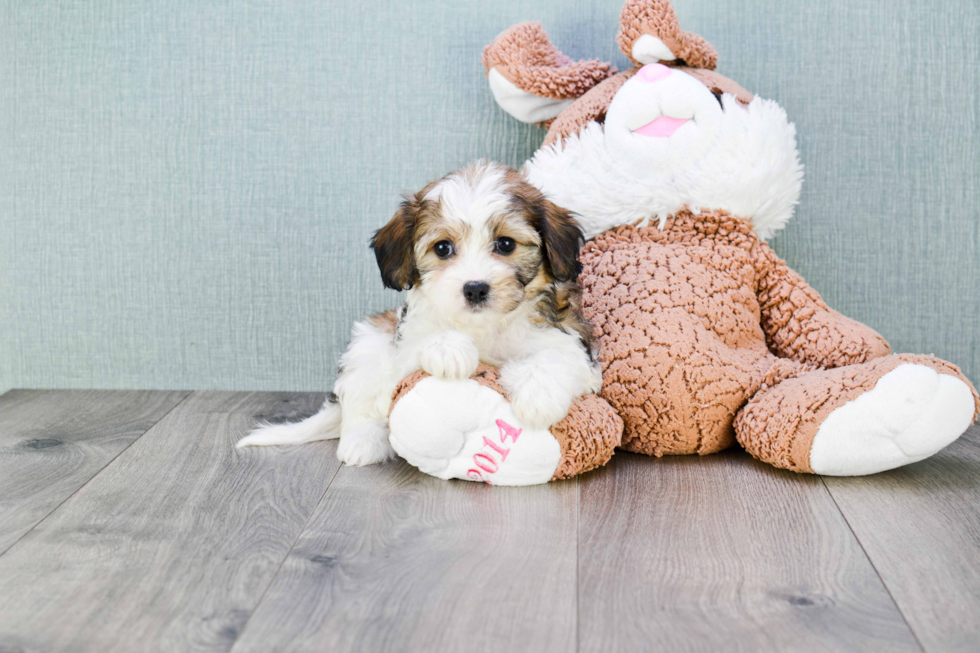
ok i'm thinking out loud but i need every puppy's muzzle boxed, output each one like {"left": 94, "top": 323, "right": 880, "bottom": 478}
{"left": 463, "top": 281, "right": 490, "bottom": 307}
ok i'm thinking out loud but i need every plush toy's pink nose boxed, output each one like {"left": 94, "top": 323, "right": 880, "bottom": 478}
{"left": 637, "top": 63, "right": 672, "bottom": 83}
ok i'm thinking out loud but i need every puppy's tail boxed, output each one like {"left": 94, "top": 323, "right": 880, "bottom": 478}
{"left": 236, "top": 397, "right": 341, "bottom": 448}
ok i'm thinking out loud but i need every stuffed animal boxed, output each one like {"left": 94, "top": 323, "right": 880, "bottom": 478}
{"left": 386, "top": 0, "right": 979, "bottom": 485}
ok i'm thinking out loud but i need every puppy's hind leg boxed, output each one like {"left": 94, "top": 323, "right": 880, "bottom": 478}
{"left": 235, "top": 395, "right": 342, "bottom": 448}
{"left": 333, "top": 318, "right": 400, "bottom": 466}
{"left": 236, "top": 314, "right": 397, "bottom": 461}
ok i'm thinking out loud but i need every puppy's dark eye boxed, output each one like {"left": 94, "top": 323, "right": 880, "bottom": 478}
{"left": 494, "top": 237, "right": 516, "bottom": 255}
{"left": 434, "top": 240, "right": 454, "bottom": 259}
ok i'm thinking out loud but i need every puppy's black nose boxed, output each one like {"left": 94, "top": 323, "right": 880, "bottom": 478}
{"left": 463, "top": 281, "right": 490, "bottom": 305}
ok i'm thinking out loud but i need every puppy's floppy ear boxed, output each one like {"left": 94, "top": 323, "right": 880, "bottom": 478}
{"left": 371, "top": 195, "right": 422, "bottom": 291}
{"left": 536, "top": 198, "right": 584, "bottom": 282}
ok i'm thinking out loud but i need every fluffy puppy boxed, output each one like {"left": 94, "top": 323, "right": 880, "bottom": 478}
{"left": 237, "top": 160, "right": 601, "bottom": 466}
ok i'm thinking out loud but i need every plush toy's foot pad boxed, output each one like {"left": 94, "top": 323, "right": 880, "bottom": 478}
{"left": 809, "top": 363, "right": 976, "bottom": 476}
{"left": 388, "top": 366, "right": 624, "bottom": 485}
{"left": 388, "top": 375, "right": 562, "bottom": 486}
{"left": 736, "top": 354, "right": 978, "bottom": 476}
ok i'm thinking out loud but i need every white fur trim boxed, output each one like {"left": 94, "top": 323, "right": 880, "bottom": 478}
{"left": 389, "top": 376, "right": 561, "bottom": 486}
{"left": 488, "top": 67, "right": 574, "bottom": 124}
{"left": 631, "top": 34, "right": 676, "bottom": 64}
{"left": 809, "top": 364, "right": 975, "bottom": 476}
{"left": 523, "top": 90, "right": 803, "bottom": 240}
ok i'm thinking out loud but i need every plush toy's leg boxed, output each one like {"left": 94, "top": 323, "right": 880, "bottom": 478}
{"left": 388, "top": 366, "right": 622, "bottom": 486}
{"left": 735, "top": 354, "right": 979, "bottom": 475}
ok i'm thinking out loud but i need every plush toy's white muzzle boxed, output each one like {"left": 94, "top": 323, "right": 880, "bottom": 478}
{"left": 604, "top": 64, "right": 724, "bottom": 175}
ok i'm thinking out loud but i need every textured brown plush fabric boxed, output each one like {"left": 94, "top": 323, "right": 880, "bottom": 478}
{"left": 578, "top": 209, "right": 979, "bottom": 465}
{"left": 542, "top": 70, "right": 637, "bottom": 148}
{"left": 549, "top": 393, "right": 624, "bottom": 479}
{"left": 615, "top": 0, "right": 718, "bottom": 69}
{"left": 482, "top": 22, "right": 616, "bottom": 101}
{"left": 735, "top": 354, "right": 980, "bottom": 472}
{"left": 579, "top": 209, "right": 887, "bottom": 456}
{"left": 754, "top": 243, "right": 892, "bottom": 369}
{"left": 389, "top": 365, "right": 623, "bottom": 481}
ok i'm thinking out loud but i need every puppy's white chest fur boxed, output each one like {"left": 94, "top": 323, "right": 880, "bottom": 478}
{"left": 399, "top": 292, "right": 544, "bottom": 369}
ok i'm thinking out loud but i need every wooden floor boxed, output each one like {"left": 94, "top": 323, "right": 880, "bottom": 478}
{"left": 0, "top": 390, "right": 978, "bottom": 652}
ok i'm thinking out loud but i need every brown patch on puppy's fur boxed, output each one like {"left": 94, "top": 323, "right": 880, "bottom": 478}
{"left": 503, "top": 170, "right": 584, "bottom": 282}
{"left": 500, "top": 170, "right": 595, "bottom": 358}
{"left": 367, "top": 309, "right": 399, "bottom": 334}
{"left": 536, "top": 282, "right": 596, "bottom": 362}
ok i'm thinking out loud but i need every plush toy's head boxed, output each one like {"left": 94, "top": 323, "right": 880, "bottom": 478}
{"left": 483, "top": 0, "right": 803, "bottom": 240}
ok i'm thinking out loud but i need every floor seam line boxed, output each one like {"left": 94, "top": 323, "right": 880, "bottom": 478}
{"left": 228, "top": 458, "right": 345, "bottom": 652}
{"left": 820, "top": 476, "right": 927, "bottom": 653}
{"left": 0, "top": 390, "right": 195, "bottom": 560}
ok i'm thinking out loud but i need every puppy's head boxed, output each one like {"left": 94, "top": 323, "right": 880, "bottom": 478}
{"left": 371, "top": 160, "right": 583, "bottom": 323}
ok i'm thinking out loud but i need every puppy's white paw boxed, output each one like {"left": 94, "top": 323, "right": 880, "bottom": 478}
{"left": 418, "top": 331, "right": 480, "bottom": 380}
{"left": 509, "top": 389, "right": 573, "bottom": 430}
{"left": 336, "top": 422, "right": 396, "bottom": 466}
{"left": 501, "top": 359, "right": 575, "bottom": 430}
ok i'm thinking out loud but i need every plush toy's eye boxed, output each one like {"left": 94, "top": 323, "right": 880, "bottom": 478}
{"left": 710, "top": 88, "right": 724, "bottom": 108}
{"left": 434, "top": 240, "right": 454, "bottom": 259}
{"left": 494, "top": 237, "right": 517, "bottom": 255}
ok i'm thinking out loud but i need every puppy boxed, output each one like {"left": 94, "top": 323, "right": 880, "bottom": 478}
{"left": 237, "top": 160, "right": 601, "bottom": 466}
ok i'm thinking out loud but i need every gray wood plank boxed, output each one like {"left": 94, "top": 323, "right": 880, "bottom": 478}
{"left": 230, "top": 460, "right": 578, "bottom": 653}
{"left": 0, "top": 389, "right": 189, "bottom": 554}
{"left": 823, "top": 424, "right": 980, "bottom": 652}
{"left": 578, "top": 451, "right": 922, "bottom": 653}
{"left": 0, "top": 390, "right": 338, "bottom": 653}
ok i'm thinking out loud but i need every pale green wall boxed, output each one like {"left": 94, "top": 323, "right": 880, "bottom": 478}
{"left": 1, "top": 0, "right": 977, "bottom": 391}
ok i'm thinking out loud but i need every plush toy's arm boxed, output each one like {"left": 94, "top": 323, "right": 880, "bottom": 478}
{"left": 754, "top": 242, "right": 890, "bottom": 368}
{"left": 483, "top": 22, "right": 616, "bottom": 124}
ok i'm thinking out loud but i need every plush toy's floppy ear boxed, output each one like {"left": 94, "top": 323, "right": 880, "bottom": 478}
{"left": 483, "top": 22, "right": 617, "bottom": 124}
{"left": 616, "top": 0, "right": 717, "bottom": 69}
{"left": 371, "top": 195, "right": 422, "bottom": 291}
